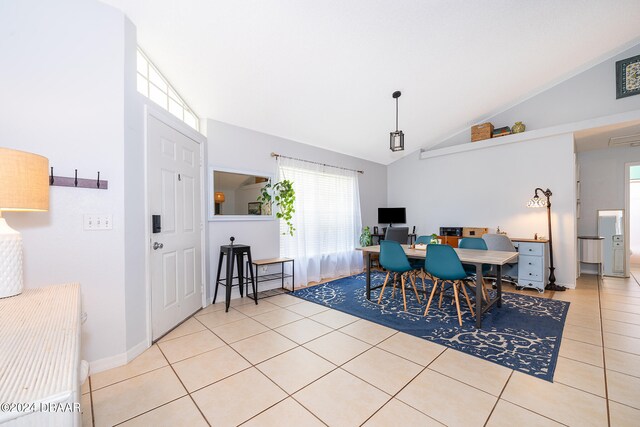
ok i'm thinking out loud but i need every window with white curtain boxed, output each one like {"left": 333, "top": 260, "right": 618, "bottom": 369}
{"left": 278, "top": 157, "right": 363, "bottom": 286}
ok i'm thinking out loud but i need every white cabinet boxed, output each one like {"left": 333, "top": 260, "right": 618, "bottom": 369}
{"left": 0, "top": 284, "right": 83, "bottom": 426}
{"left": 578, "top": 236, "right": 604, "bottom": 276}
{"left": 512, "top": 239, "right": 549, "bottom": 293}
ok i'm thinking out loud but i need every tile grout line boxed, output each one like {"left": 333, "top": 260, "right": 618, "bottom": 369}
{"left": 92, "top": 293, "right": 368, "bottom": 425}
{"left": 224, "top": 296, "right": 340, "bottom": 426}
{"left": 598, "top": 274, "right": 612, "bottom": 427}
{"left": 285, "top": 279, "right": 575, "bottom": 425}
{"left": 157, "top": 339, "right": 212, "bottom": 427}
{"left": 88, "top": 376, "right": 95, "bottom": 427}
{"left": 111, "top": 396, "right": 190, "bottom": 426}
{"left": 188, "top": 293, "right": 333, "bottom": 424}
{"left": 236, "top": 298, "right": 405, "bottom": 425}
{"left": 89, "top": 364, "right": 169, "bottom": 393}
{"left": 93, "top": 278, "right": 615, "bottom": 426}
{"left": 359, "top": 347, "right": 450, "bottom": 426}
{"left": 106, "top": 345, "right": 195, "bottom": 427}
{"left": 483, "top": 370, "right": 514, "bottom": 427}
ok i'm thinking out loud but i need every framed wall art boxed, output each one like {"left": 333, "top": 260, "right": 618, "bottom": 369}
{"left": 616, "top": 54, "right": 640, "bottom": 99}
{"left": 247, "top": 202, "right": 262, "bottom": 215}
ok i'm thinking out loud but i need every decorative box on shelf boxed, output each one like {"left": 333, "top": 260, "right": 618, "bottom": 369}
{"left": 462, "top": 227, "right": 488, "bottom": 238}
{"left": 471, "top": 122, "right": 494, "bottom": 142}
{"left": 492, "top": 126, "right": 511, "bottom": 138}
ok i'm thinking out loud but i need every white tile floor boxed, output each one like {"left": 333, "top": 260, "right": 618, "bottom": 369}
{"left": 82, "top": 270, "right": 640, "bottom": 426}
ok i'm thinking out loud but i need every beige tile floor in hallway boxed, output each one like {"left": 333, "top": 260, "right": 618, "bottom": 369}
{"left": 81, "top": 271, "right": 640, "bottom": 426}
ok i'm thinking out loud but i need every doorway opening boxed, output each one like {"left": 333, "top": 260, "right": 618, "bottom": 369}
{"left": 629, "top": 164, "right": 640, "bottom": 268}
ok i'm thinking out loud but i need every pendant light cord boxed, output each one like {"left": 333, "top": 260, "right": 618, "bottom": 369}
{"left": 395, "top": 98, "right": 399, "bottom": 131}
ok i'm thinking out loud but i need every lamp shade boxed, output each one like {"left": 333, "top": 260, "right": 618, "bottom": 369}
{"left": 390, "top": 130, "right": 404, "bottom": 152}
{"left": 214, "top": 192, "right": 225, "bottom": 203}
{"left": 0, "top": 147, "right": 49, "bottom": 212}
{"left": 527, "top": 196, "right": 547, "bottom": 208}
{"left": 0, "top": 147, "right": 49, "bottom": 298}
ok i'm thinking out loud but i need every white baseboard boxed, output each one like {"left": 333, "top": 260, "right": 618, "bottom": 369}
{"left": 89, "top": 352, "right": 127, "bottom": 375}
{"left": 126, "top": 339, "right": 149, "bottom": 362}
{"left": 89, "top": 339, "right": 149, "bottom": 375}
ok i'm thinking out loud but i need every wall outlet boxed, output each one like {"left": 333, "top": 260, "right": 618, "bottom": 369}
{"left": 84, "top": 214, "right": 113, "bottom": 230}
{"left": 260, "top": 266, "right": 268, "bottom": 273}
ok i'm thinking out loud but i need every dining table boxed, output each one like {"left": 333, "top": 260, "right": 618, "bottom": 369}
{"left": 357, "top": 245, "right": 519, "bottom": 328}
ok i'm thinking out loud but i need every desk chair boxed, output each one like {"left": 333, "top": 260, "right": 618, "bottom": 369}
{"left": 384, "top": 227, "right": 409, "bottom": 244}
{"left": 377, "top": 240, "right": 421, "bottom": 311}
{"left": 458, "top": 237, "right": 491, "bottom": 301}
{"left": 424, "top": 244, "right": 474, "bottom": 326}
{"left": 482, "top": 234, "right": 518, "bottom": 285}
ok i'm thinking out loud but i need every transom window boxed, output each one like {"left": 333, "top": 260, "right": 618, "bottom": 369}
{"left": 136, "top": 48, "right": 200, "bottom": 132}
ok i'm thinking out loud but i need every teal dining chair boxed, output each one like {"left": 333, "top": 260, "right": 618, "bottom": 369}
{"left": 424, "top": 244, "right": 474, "bottom": 326}
{"left": 415, "top": 235, "right": 431, "bottom": 245}
{"left": 411, "top": 235, "right": 432, "bottom": 293}
{"left": 378, "top": 240, "right": 422, "bottom": 311}
{"left": 458, "top": 237, "right": 490, "bottom": 301}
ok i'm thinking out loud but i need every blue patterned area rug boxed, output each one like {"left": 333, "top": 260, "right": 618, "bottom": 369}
{"left": 292, "top": 272, "right": 570, "bottom": 382}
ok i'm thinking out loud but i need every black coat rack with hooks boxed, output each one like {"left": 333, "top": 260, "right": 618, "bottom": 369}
{"left": 49, "top": 167, "right": 108, "bottom": 190}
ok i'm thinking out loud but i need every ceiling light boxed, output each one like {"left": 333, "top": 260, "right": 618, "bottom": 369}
{"left": 390, "top": 91, "right": 404, "bottom": 152}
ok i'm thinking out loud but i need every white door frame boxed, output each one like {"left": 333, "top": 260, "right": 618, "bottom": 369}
{"left": 625, "top": 161, "right": 640, "bottom": 277}
{"left": 144, "top": 103, "right": 207, "bottom": 346}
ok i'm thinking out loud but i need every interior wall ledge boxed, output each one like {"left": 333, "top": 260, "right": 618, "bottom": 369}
{"left": 419, "top": 108, "right": 640, "bottom": 160}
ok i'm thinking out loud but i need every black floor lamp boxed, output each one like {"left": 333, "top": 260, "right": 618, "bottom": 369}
{"left": 527, "top": 188, "right": 566, "bottom": 292}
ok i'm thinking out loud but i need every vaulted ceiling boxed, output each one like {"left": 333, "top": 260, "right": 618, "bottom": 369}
{"left": 103, "top": 0, "right": 640, "bottom": 164}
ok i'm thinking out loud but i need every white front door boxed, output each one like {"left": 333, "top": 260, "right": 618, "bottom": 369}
{"left": 148, "top": 115, "right": 202, "bottom": 340}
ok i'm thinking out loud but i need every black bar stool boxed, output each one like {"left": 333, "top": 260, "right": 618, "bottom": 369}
{"left": 213, "top": 241, "right": 257, "bottom": 312}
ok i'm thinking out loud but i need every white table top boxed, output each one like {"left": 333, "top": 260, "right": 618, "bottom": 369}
{"left": 0, "top": 283, "right": 80, "bottom": 422}
{"left": 357, "top": 245, "right": 518, "bottom": 266}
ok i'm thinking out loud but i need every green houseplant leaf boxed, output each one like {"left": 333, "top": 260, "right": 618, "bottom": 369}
{"left": 257, "top": 179, "right": 296, "bottom": 236}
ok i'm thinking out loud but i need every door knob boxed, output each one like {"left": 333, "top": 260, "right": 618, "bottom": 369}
{"left": 153, "top": 242, "right": 164, "bottom": 250}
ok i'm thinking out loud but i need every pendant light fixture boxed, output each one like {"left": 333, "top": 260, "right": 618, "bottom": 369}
{"left": 390, "top": 90, "right": 404, "bottom": 152}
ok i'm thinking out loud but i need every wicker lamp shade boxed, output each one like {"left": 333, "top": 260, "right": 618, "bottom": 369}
{"left": 0, "top": 147, "right": 49, "bottom": 298}
{"left": 0, "top": 147, "right": 49, "bottom": 212}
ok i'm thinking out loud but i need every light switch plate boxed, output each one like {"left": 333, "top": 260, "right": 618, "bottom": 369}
{"left": 84, "top": 214, "right": 113, "bottom": 230}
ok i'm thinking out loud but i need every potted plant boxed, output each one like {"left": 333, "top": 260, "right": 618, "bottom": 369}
{"left": 429, "top": 233, "right": 439, "bottom": 244}
{"left": 360, "top": 226, "right": 372, "bottom": 247}
{"left": 257, "top": 179, "right": 296, "bottom": 236}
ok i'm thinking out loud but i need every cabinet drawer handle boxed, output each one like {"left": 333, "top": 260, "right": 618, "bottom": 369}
{"left": 528, "top": 262, "right": 532, "bottom": 265}
{"left": 528, "top": 249, "right": 533, "bottom": 251}
{"left": 529, "top": 273, "right": 532, "bottom": 275}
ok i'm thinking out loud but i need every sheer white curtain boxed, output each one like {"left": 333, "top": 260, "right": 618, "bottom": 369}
{"left": 278, "top": 157, "right": 363, "bottom": 286}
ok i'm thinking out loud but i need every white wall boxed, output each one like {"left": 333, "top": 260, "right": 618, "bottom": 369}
{"left": 123, "top": 17, "right": 147, "bottom": 351}
{"left": 577, "top": 147, "right": 640, "bottom": 236}
{"left": 0, "top": 0, "right": 129, "bottom": 364}
{"left": 388, "top": 134, "right": 577, "bottom": 287}
{"left": 577, "top": 147, "right": 640, "bottom": 273}
{"left": 431, "top": 43, "right": 640, "bottom": 150}
{"left": 631, "top": 180, "right": 640, "bottom": 265}
{"left": 207, "top": 119, "right": 387, "bottom": 298}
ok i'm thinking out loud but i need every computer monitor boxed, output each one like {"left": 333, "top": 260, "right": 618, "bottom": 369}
{"left": 378, "top": 207, "right": 406, "bottom": 225}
